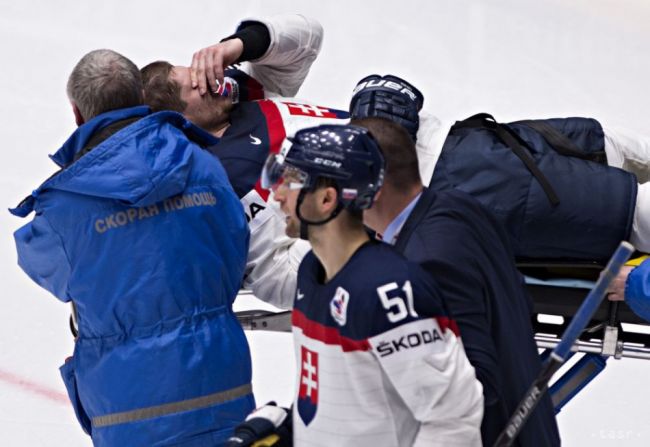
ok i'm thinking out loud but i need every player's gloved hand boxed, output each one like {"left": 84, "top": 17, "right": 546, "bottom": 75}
{"left": 349, "top": 74, "right": 424, "bottom": 142}
{"left": 225, "top": 402, "right": 292, "bottom": 447}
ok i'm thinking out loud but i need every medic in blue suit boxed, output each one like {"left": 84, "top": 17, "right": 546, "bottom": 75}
{"left": 10, "top": 49, "right": 253, "bottom": 446}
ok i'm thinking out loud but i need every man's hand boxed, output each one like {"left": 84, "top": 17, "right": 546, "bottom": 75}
{"left": 191, "top": 38, "right": 244, "bottom": 95}
{"left": 607, "top": 265, "right": 634, "bottom": 301}
{"left": 225, "top": 402, "right": 292, "bottom": 447}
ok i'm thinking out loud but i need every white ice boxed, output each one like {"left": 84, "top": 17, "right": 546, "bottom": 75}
{"left": 2, "top": 1, "right": 650, "bottom": 445}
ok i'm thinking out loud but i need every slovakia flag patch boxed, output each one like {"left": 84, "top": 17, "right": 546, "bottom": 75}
{"left": 297, "top": 346, "right": 319, "bottom": 426}
{"left": 283, "top": 102, "right": 350, "bottom": 119}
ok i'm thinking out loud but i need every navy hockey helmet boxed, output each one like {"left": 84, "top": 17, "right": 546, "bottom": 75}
{"left": 349, "top": 74, "right": 424, "bottom": 142}
{"left": 262, "top": 124, "right": 385, "bottom": 219}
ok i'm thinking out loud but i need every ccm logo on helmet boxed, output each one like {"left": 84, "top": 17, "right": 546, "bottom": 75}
{"left": 376, "top": 328, "right": 443, "bottom": 357}
{"left": 314, "top": 157, "right": 342, "bottom": 168}
{"left": 352, "top": 79, "right": 418, "bottom": 102}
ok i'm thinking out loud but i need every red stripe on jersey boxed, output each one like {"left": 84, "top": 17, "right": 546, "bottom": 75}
{"left": 257, "top": 100, "right": 286, "bottom": 155}
{"left": 436, "top": 316, "right": 461, "bottom": 337}
{"left": 292, "top": 309, "right": 371, "bottom": 352}
{"left": 253, "top": 181, "right": 269, "bottom": 202}
{"left": 245, "top": 77, "right": 265, "bottom": 101}
{"left": 255, "top": 100, "right": 287, "bottom": 201}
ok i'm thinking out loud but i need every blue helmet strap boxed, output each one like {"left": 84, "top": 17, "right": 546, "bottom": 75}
{"left": 296, "top": 188, "right": 344, "bottom": 241}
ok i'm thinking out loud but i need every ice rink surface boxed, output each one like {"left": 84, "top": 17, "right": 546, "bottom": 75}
{"left": 2, "top": 0, "right": 650, "bottom": 445}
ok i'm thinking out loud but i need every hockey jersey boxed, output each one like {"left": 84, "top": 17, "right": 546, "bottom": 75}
{"left": 209, "top": 96, "right": 349, "bottom": 308}
{"left": 234, "top": 14, "right": 324, "bottom": 101}
{"left": 291, "top": 241, "right": 483, "bottom": 447}
{"left": 207, "top": 14, "right": 350, "bottom": 308}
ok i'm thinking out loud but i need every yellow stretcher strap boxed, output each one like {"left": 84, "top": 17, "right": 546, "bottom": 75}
{"left": 626, "top": 255, "right": 649, "bottom": 267}
{"left": 252, "top": 434, "right": 281, "bottom": 447}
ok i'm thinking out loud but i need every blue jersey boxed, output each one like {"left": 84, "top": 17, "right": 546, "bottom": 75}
{"left": 291, "top": 241, "right": 483, "bottom": 447}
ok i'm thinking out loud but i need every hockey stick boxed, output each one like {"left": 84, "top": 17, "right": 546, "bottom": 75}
{"left": 493, "top": 241, "right": 635, "bottom": 447}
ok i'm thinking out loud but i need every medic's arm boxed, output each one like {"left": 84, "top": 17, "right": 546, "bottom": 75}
{"left": 14, "top": 213, "right": 71, "bottom": 302}
{"left": 626, "top": 259, "right": 650, "bottom": 321}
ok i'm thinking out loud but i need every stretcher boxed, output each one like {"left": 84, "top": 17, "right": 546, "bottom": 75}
{"left": 519, "top": 256, "right": 650, "bottom": 413}
{"left": 521, "top": 258, "right": 650, "bottom": 359}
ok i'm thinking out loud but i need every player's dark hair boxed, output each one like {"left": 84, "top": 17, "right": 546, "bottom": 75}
{"left": 141, "top": 61, "right": 187, "bottom": 113}
{"left": 350, "top": 117, "right": 421, "bottom": 190}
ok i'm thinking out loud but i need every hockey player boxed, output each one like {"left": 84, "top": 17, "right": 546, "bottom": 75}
{"left": 353, "top": 117, "right": 561, "bottom": 446}
{"left": 141, "top": 14, "right": 349, "bottom": 308}
{"left": 10, "top": 50, "right": 253, "bottom": 446}
{"left": 226, "top": 124, "right": 484, "bottom": 446}
{"left": 350, "top": 74, "right": 650, "bottom": 262}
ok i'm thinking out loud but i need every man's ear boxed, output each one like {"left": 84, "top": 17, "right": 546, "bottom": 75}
{"left": 320, "top": 186, "right": 339, "bottom": 214}
{"left": 71, "top": 102, "right": 84, "bottom": 126}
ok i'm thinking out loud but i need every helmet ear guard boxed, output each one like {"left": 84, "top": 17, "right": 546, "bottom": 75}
{"left": 349, "top": 74, "right": 424, "bottom": 142}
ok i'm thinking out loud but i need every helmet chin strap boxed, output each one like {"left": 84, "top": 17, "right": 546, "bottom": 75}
{"left": 295, "top": 189, "right": 344, "bottom": 241}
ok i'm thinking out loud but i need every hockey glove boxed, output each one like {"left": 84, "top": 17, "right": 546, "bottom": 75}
{"left": 350, "top": 74, "right": 424, "bottom": 142}
{"left": 225, "top": 402, "right": 292, "bottom": 447}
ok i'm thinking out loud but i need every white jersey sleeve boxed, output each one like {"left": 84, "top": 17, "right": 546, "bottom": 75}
{"left": 239, "top": 14, "right": 323, "bottom": 98}
{"left": 241, "top": 188, "right": 310, "bottom": 309}
{"left": 602, "top": 124, "right": 650, "bottom": 183}
{"left": 368, "top": 318, "right": 484, "bottom": 447}
{"left": 415, "top": 111, "right": 452, "bottom": 186}
{"left": 228, "top": 99, "right": 348, "bottom": 308}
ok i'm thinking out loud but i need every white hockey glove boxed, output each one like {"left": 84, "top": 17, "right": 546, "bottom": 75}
{"left": 225, "top": 402, "right": 292, "bottom": 447}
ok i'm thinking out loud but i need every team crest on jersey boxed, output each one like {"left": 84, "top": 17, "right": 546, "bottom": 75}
{"left": 282, "top": 102, "right": 350, "bottom": 119}
{"left": 297, "top": 346, "right": 319, "bottom": 425}
{"left": 330, "top": 286, "right": 350, "bottom": 326}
